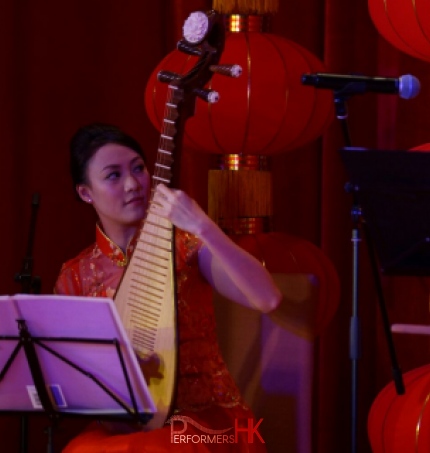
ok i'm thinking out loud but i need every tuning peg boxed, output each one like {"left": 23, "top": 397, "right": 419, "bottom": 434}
{"left": 193, "top": 88, "right": 220, "bottom": 103}
{"left": 177, "top": 40, "right": 203, "bottom": 57}
{"left": 209, "top": 64, "right": 242, "bottom": 78}
{"left": 157, "top": 70, "right": 181, "bottom": 84}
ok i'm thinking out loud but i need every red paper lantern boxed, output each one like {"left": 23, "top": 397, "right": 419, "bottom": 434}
{"left": 144, "top": 11, "right": 340, "bottom": 336}
{"left": 411, "top": 143, "right": 430, "bottom": 151}
{"left": 145, "top": 29, "right": 334, "bottom": 155}
{"left": 368, "top": 0, "right": 430, "bottom": 62}
{"left": 368, "top": 364, "right": 430, "bottom": 452}
{"left": 233, "top": 232, "right": 340, "bottom": 338}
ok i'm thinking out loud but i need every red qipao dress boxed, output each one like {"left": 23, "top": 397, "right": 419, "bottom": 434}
{"left": 54, "top": 225, "right": 267, "bottom": 453}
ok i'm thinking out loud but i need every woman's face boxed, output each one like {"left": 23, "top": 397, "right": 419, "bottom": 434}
{"left": 77, "top": 143, "right": 150, "bottom": 233}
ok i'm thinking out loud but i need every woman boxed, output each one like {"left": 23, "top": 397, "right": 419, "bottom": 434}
{"left": 55, "top": 123, "right": 281, "bottom": 452}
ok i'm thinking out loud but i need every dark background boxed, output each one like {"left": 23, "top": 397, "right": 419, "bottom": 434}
{"left": 1, "top": 1, "right": 430, "bottom": 452}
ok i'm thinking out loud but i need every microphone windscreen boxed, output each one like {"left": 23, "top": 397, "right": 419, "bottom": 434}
{"left": 399, "top": 74, "right": 420, "bottom": 99}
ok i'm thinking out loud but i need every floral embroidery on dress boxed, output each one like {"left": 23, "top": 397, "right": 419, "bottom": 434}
{"left": 96, "top": 224, "right": 135, "bottom": 267}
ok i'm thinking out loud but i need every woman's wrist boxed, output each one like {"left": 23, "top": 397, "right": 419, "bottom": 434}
{"left": 194, "top": 215, "right": 222, "bottom": 245}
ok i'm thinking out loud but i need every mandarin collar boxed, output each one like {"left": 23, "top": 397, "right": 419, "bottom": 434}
{"left": 95, "top": 223, "right": 137, "bottom": 267}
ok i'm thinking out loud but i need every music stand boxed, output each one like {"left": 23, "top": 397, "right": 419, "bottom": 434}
{"left": 340, "top": 147, "right": 430, "bottom": 275}
{"left": 0, "top": 294, "right": 155, "bottom": 451}
{"left": 338, "top": 146, "right": 430, "bottom": 453}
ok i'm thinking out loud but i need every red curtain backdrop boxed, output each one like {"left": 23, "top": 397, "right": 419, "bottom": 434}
{"left": 2, "top": 1, "right": 430, "bottom": 452}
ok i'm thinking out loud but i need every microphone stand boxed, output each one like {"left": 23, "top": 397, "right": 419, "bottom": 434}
{"left": 14, "top": 193, "right": 43, "bottom": 453}
{"left": 333, "top": 90, "right": 404, "bottom": 453}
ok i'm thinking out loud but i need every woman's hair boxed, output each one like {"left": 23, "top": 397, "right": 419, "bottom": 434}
{"left": 70, "top": 123, "right": 146, "bottom": 187}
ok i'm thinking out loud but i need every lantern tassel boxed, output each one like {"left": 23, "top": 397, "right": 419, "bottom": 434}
{"left": 212, "top": 0, "right": 279, "bottom": 14}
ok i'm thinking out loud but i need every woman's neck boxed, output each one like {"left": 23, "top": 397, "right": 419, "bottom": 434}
{"left": 100, "top": 222, "right": 139, "bottom": 252}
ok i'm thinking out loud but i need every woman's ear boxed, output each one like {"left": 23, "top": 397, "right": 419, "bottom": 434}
{"left": 76, "top": 185, "right": 93, "bottom": 204}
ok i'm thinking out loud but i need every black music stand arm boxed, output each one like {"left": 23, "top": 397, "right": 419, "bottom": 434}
{"left": 34, "top": 339, "right": 143, "bottom": 421}
{"left": 360, "top": 222, "right": 405, "bottom": 393}
{"left": 17, "top": 320, "right": 56, "bottom": 418}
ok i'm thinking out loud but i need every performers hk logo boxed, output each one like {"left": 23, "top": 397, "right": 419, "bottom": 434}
{"left": 166, "top": 415, "right": 265, "bottom": 445}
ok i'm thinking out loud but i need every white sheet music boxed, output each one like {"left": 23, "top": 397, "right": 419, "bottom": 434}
{"left": 0, "top": 294, "right": 155, "bottom": 419}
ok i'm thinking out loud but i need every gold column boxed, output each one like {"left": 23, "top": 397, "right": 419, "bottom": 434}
{"left": 208, "top": 154, "right": 272, "bottom": 234}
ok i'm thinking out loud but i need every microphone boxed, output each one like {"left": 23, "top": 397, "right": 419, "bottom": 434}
{"left": 301, "top": 73, "right": 421, "bottom": 99}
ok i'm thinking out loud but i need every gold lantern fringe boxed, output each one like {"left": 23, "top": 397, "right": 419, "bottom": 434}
{"left": 208, "top": 169, "right": 273, "bottom": 233}
{"left": 212, "top": 0, "right": 279, "bottom": 14}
